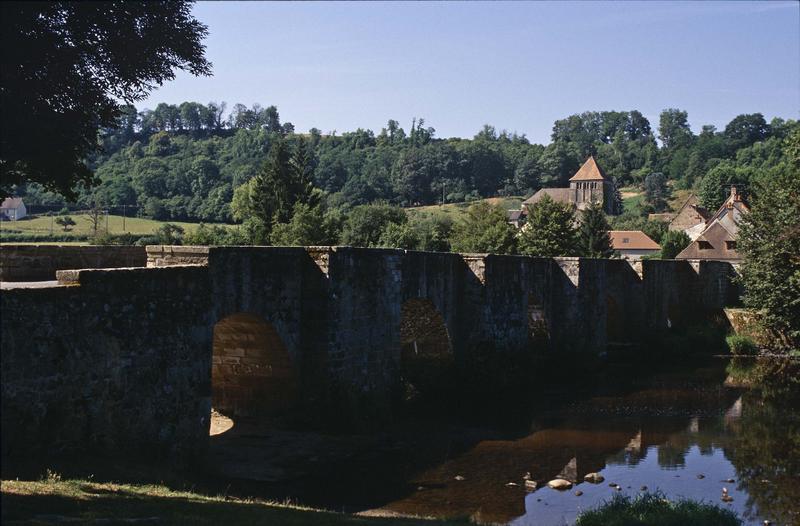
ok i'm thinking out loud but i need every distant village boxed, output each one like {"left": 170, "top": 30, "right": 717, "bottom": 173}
{"left": 508, "top": 156, "right": 748, "bottom": 262}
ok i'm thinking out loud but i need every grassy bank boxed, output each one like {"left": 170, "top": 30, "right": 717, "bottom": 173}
{"left": 1, "top": 476, "right": 466, "bottom": 526}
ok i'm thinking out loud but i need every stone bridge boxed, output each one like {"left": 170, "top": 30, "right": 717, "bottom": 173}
{"left": 0, "top": 246, "right": 739, "bottom": 459}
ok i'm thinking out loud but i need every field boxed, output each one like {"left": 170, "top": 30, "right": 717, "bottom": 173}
{"left": 0, "top": 214, "right": 224, "bottom": 244}
{"left": 406, "top": 196, "right": 525, "bottom": 219}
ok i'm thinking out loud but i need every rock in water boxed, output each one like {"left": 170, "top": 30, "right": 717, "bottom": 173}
{"left": 547, "top": 479, "right": 573, "bottom": 490}
{"left": 524, "top": 480, "right": 537, "bottom": 490}
{"left": 454, "top": 475, "right": 465, "bottom": 481}
{"left": 584, "top": 473, "right": 605, "bottom": 484}
{"left": 574, "top": 490, "right": 583, "bottom": 496}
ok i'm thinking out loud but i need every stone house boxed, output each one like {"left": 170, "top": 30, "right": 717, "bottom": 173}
{"left": 0, "top": 197, "right": 26, "bottom": 221}
{"left": 676, "top": 187, "right": 749, "bottom": 262}
{"left": 648, "top": 193, "right": 710, "bottom": 241}
{"left": 608, "top": 230, "right": 661, "bottom": 260}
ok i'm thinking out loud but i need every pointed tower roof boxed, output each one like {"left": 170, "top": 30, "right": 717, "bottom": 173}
{"left": 569, "top": 156, "right": 608, "bottom": 182}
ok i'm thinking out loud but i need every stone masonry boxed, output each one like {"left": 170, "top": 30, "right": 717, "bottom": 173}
{"left": 1, "top": 245, "right": 740, "bottom": 459}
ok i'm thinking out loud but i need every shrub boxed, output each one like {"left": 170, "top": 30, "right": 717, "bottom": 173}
{"left": 726, "top": 334, "right": 759, "bottom": 356}
{"left": 576, "top": 492, "right": 741, "bottom": 526}
{"left": 90, "top": 232, "right": 142, "bottom": 246}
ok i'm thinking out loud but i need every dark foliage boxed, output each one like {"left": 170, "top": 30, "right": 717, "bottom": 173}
{"left": 0, "top": 1, "right": 210, "bottom": 198}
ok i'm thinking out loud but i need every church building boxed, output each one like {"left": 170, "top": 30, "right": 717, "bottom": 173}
{"left": 520, "top": 156, "right": 616, "bottom": 215}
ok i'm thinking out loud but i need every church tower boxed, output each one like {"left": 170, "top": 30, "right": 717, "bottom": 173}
{"left": 568, "top": 156, "right": 613, "bottom": 213}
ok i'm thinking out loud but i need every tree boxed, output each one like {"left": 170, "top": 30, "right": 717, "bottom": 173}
{"left": 55, "top": 216, "right": 76, "bottom": 232}
{"left": 271, "top": 202, "right": 341, "bottom": 246}
{"left": 610, "top": 177, "right": 624, "bottom": 215}
{"left": 340, "top": 203, "right": 407, "bottom": 247}
{"left": 518, "top": 195, "right": 577, "bottom": 257}
{"left": 724, "top": 113, "right": 770, "bottom": 151}
{"left": 643, "top": 172, "right": 671, "bottom": 212}
{"left": 238, "top": 137, "right": 313, "bottom": 242}
{"left": 1, "top": 1, "right": 210, "bottom": 198}
{"left": 377, "top": 222, "right": 420, "bottom": 250}
{"left": 85, "top": 205, "right": 105, "bottom": 237}
{"left": 659, "top": 230, "right": 691, "bottom": 259}
{"left": 578, "top": 202, "right": 614, "bottom": 258}
{"left": 658, "top": 108, "right": 693, "bottom": 150}
{"left": 450, "top": 201, "right": 517, "bottom": 254}
{"left": 737, "top": 130, "right": 800, "bottom": 347}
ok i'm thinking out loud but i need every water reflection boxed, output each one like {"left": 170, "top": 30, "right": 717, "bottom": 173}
{"left": 375, "top": 380, "right": 799, "bottom": 525}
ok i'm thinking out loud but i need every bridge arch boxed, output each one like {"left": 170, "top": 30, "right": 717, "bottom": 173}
{"left": 399, "top": 298, "right": 453, "bottom": 401}
{"left": 211, "top": 312, "right": 296, "bottom": 424}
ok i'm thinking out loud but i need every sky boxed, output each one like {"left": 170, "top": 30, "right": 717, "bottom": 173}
{"left": 141, "top": 1, "right": 800, "bottom": 144}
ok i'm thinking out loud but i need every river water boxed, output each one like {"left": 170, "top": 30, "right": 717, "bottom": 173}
{"left": 210, "top": 360, "right": 800, "bottom": 525}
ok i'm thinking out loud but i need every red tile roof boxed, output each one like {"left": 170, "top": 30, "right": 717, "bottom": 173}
{"left": 569, "top": 156, "right": 608, "bottom": 182}
{"left": 608, "top": 230, "right": 660, "bottom": 250}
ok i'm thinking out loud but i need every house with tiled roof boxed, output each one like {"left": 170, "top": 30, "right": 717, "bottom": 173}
{"left": 609, "top": 230, "right": 661, "bottom": 260}
{"left": 676, "top": 187, "right": 749, "bottom": 262}
{"left": 521, "top": 156, "right": 616, "bottom": 216}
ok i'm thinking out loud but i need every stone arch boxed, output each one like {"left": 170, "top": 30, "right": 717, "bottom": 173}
{"left": 606, "top": 295, "right": 625, "bottom": 343}
{"left": 211, "top": 312, "right": 296, "bottom": 423}
{"left": 399, "top": 298, "right": 453, "bottom": 401}
{"left": 527, "top": 293, "right": 550, "bottom": 348}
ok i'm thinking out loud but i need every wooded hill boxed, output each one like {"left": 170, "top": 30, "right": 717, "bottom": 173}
{"left": 15, "top": 102, "right": 797, "bottom": 224}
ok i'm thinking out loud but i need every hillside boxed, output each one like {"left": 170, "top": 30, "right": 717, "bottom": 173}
{"left": 11, "top": 103, "right": 793, "bottom": 229}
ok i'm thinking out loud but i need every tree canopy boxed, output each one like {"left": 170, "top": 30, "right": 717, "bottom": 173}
{"left": 518, "top": 195, "right": 578, "bottom": 257}
{"left": 737, "top": 129, "right": 800, "bottom": 348}
{"left": 0, "top": 1, "right": 210, "bottom": 198}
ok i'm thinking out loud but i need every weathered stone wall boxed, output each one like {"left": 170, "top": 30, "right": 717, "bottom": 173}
{"left": 1, "top": 265, "right": 212, "bottom": 459}
{"left": 0, "top": 247, "right": 740, "bottom": 459}
{"left": 0, "top": 245, "right": 146, "bottom": 281}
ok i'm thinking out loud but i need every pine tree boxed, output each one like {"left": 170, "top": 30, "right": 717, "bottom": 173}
{"left": 518, "top": 194, "right": 578, "bottom": 257}
{"left": 250, "top": 138, "right": 293, "bottom": 239}
{"left": 578, "top": 201, "right": 615, "bottom": 258}
{"left": 289, "top": 136, "right": 317, "bottom": 208}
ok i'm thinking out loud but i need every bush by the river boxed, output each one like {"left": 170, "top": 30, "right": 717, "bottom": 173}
{"left": 575, "top": 492, "right": 741, "bottom": 526}
{"left": 726, "top": 334, "right": 758, "bottom": 356}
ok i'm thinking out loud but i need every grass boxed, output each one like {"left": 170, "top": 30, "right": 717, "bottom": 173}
{"left": 0, "top": 214, "right": 223, "bottom": 238}
{"left": 575, "top": 492, "right": 741, "bottom": 526}
{"left": 406, "top": 196, "right": 524, "bottom": 220}
{"left": 726, "top": 334, "right": 759, "bottom": 356}
{"left": 1, "top": 475, "right": 467, "bottom": 526}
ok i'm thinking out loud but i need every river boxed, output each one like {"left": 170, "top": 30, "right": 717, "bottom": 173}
{"left": 209, "top": 359, "right": 800, "bottom": 525}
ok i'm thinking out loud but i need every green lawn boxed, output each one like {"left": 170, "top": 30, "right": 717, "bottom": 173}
{"left": 0, "top": 214, "right": 224, "bottom": 238}
{"left": 1, "top": 477, "right": 467, "bottom": 526}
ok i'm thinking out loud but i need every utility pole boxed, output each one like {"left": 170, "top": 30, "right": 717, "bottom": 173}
{"left": 441, "top": 181, "right": 446, "bottom": 206}
{"left": 122, "top": 204, "right": 126, "bottom": 232}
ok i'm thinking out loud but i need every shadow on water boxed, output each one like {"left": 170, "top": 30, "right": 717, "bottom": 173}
{"left": 3, "top": 356, "right": 798, "bottom": 526}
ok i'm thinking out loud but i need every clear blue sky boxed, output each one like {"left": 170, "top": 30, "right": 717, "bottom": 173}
{"left": 141, "top": 1, "right": 799, "bottom": 144}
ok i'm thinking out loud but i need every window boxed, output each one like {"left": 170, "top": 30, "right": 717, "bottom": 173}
{"left": 726, "top": 241, "right": 737, "bottom": 250}
{"left": 699, "top": 241, "right": 712, "bottom": 250}
{"left": 622, "top": 238, "right": 630, "bottom": 243}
